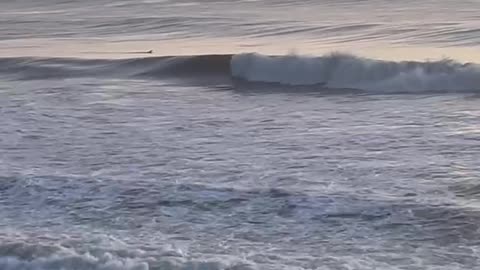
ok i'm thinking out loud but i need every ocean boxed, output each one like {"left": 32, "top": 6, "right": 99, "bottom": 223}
{"left": 1, "top": 0, "right": 480, "bottom": 269}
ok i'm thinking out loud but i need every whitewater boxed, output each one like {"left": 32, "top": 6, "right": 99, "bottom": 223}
{"left": 1, "top": 0, "right": 480, "bottom": 269}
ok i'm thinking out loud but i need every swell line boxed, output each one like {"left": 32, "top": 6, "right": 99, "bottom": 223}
{"left": 1, "top": 53, "right": 479, "bottom": 93}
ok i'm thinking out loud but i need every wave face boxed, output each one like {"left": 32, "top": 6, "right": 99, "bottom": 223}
{"left": 1, "top": 53, "right": 480, "bottom": 93}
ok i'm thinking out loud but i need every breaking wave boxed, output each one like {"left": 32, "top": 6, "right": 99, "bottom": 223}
{"left": 231, "top": 53, "right": 480, "bottom": 92}
{"left": 1, "top": 53, "right": 479, "bottom": 93}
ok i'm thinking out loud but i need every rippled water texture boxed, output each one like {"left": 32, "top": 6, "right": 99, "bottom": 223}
{"left": 1, "top": 0, "right": 480, "bottom": 269}
{"left": 1, "top": 0, "right": 480, "bottom": 59}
